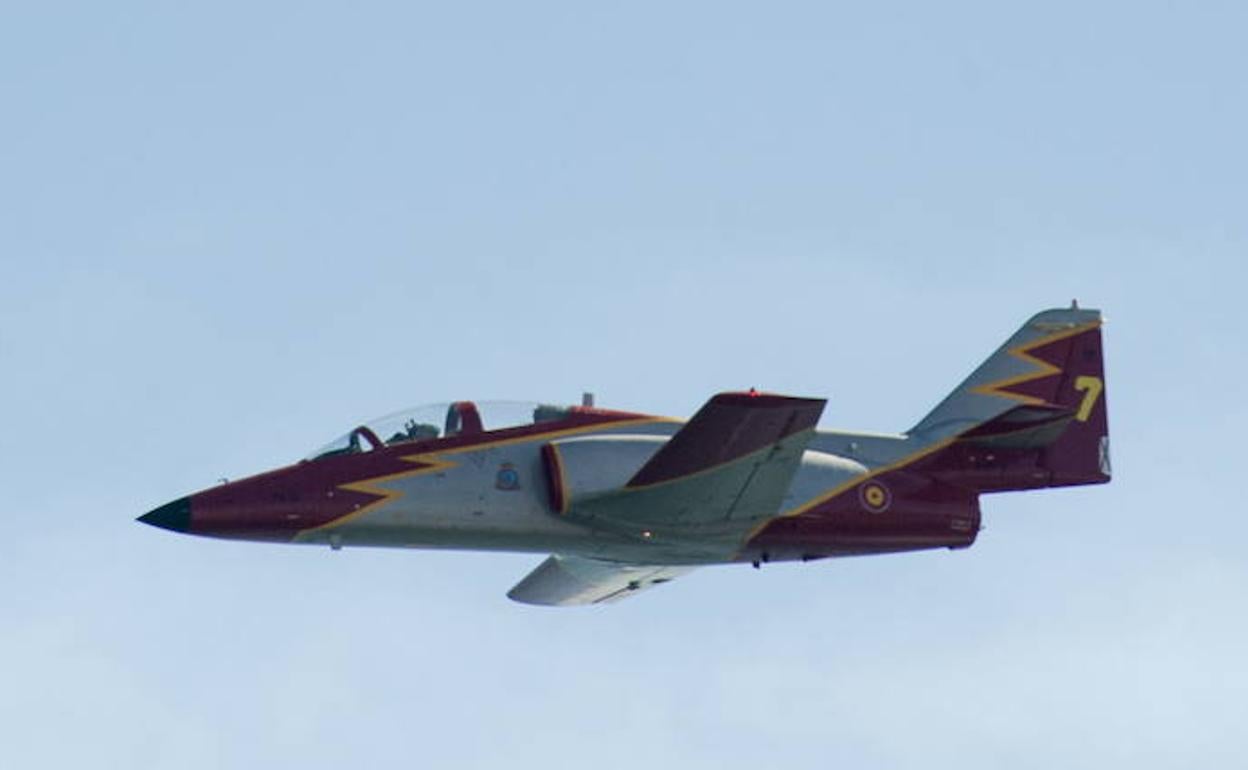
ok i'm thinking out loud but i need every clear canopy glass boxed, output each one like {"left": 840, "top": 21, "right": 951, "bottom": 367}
{"left": 305, "top": 401, "right": 578, "bottom": 460}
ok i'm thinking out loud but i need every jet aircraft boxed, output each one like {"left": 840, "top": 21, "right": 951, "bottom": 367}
{"left": 139, "top": 305, "right": 1111, "bottom": 606}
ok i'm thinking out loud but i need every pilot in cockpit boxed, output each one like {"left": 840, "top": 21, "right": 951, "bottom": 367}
{"left": 387, "top": 418, "right": 439, "bottom": 446}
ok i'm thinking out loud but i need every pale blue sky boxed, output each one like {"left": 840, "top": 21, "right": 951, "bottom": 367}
{"left": 2, "top": 2, "right": 1245, "bottom": 768}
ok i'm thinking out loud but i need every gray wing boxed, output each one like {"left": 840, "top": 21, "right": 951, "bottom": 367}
{"left": 507, "top": 554, "right": 694, "bottom": 606}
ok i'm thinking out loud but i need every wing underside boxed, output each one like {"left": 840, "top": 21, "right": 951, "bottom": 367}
{"left": 507, "top": 554, "right": 693, "bottom": 606}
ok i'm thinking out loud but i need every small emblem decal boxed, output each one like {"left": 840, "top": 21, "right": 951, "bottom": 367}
{"left": 495, "top": 462, "right": 521, "bottom": 491}
{"left": 859, "top": 481, "right": 891, "bottom": 513}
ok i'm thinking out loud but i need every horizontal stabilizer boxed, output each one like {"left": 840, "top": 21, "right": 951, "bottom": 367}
{"left": 958, "top": 404, "right": 1074, "bottom": 449}
{"left": 507, "top": 555, "right": 692, "bottom": 606}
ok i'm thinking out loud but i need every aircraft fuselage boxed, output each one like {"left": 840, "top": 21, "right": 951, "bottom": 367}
{"left": 142, "top": 408, "right": 978, "bottom": 566}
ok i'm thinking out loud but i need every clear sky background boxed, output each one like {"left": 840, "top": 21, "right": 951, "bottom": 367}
{"left": 2, "top": 2, "right": 1245, "bottom": 768}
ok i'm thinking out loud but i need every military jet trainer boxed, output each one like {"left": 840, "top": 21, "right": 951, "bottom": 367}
{"left": 139, "top": 305, "right": 1111, "bottom": 606}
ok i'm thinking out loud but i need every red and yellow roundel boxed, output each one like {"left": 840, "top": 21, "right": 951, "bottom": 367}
{"left": 859, "top": 481, "right": 892, "bottom": 513}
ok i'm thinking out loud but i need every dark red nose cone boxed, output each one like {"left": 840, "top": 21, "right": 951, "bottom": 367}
{"left": 138, "top": 497, "right": 192, "bottom": 533}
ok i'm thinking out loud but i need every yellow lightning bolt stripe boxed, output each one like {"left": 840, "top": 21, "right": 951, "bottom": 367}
{"left": 969, "top": 320, "right": 1101, "bottom": 407}
{"left": 303, "top": 417, "right": 679, "bottom": 533}
{"left": 310, "top": 454, "right": 460, "bottom": 532}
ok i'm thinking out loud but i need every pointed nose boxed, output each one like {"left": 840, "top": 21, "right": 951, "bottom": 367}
{"left": 138, "top": 496, "right": 192, "bottom": 533}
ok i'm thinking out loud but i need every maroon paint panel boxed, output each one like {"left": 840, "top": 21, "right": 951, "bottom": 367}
{"left": 627, "top": 392, "right": 825, "bottom": 487}
{"left": 745, "top": 468, "right": 981, "bottom": 560}
{"left": 188, "top": 409, "right": 648, "bottom": 540}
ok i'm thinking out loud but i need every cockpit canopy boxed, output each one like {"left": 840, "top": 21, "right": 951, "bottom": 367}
{"left": 306, "top": 401, "right": 580, "bottom": 460}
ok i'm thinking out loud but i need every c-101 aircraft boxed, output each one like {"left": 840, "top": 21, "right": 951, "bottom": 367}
{"left": 140, "top": 305, "right": 1110, "bottom": 606}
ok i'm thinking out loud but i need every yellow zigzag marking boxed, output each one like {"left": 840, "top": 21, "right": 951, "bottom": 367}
{"left": 322, "top": 454, "right": 460, "bottom": 531}
{"left": 970, "top": 320, "right": 1101, "bottom": 407}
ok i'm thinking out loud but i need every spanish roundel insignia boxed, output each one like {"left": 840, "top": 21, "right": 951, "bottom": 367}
{"left": 859, "top": 481, "right": 891, "bottom": 513}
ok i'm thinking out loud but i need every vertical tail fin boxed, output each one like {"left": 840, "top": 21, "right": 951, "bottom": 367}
{"left": 911, "top": 306, "right": 1110, "bottom": 489}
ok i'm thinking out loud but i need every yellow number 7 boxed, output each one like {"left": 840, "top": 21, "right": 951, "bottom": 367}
{"left": 1074, "top": 376, "right": 1103, "bottom": 422}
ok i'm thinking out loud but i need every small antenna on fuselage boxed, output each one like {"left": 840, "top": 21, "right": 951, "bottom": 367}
{"left": 582, "top": 392, "right": 594, "bottom": 407}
